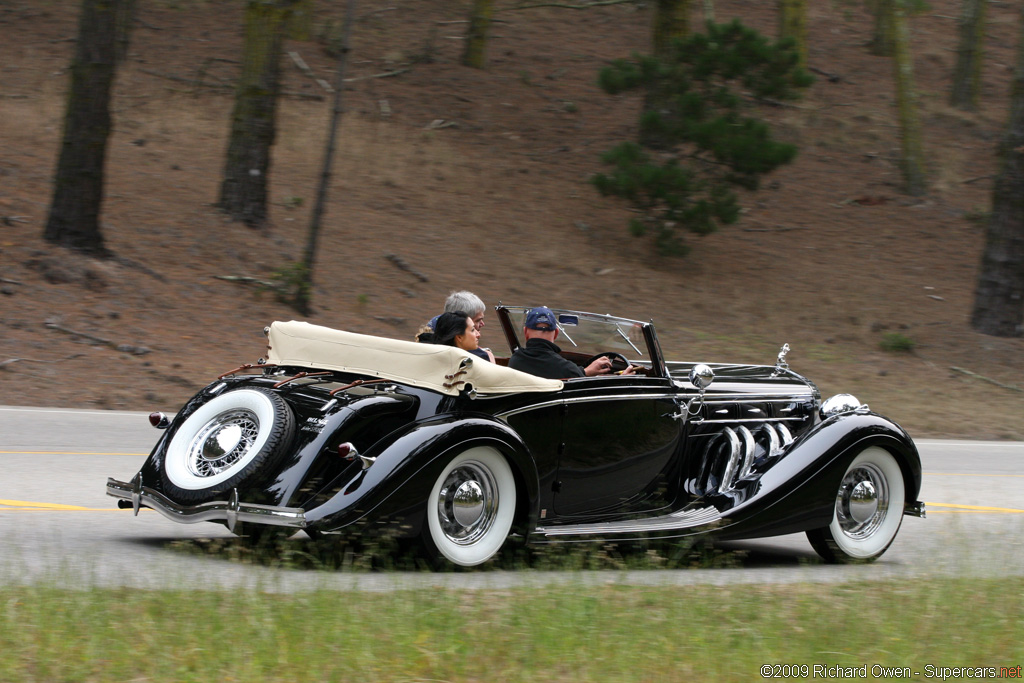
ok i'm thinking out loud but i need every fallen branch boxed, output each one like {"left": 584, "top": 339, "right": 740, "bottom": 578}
{"left": 0, "top": 277, "right": 22, "bottom": 285}
{"left": 44, "top": 321, "right": 151, "bottom": 355}
{"left": 950, "top": 366, "right": 1022, "bottom": 393}
{"left": 385, "top": 254, "right": 429, "bottom": 282}
{"left": 140, "top": 69, "right": 324, "bottom": 101}
{"left": 0, "top": 354, "right": 84, "bottom": 369}
{"left": 504, "top": 0, "right": 635, "bottom": 10}
{"left": 214, "top": 275, "right": 283, "bottom": 290}
{"left": 360, "top": 7, "right": 397, "bottom": 18}
{"left": 288, "top": 51, "right": 334, "bottom": 93}
{"left": 344, "top": 68, "right": 410, "bottom": 83}
{"left": 809, "top": 66, "right": 841, "bottom": 83}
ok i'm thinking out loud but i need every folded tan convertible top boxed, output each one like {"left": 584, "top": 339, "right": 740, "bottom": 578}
{"left": 265, "top": 320, "right": 564, "bottom": 397}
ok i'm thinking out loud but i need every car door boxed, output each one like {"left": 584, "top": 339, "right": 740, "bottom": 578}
{"left": 552, "top": 376, "right": 684, "bottom": 519}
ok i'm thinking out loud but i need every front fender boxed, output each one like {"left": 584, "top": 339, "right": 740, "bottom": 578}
{"left": 715, "top": 411, "right": 921, "bottom": 540}
{"left": 304, "top": 414, "right": 539, "bottom": 536}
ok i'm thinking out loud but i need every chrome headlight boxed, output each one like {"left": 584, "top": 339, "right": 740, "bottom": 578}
{"left": 820, "top": 393, "right": 864, "bottom": 419}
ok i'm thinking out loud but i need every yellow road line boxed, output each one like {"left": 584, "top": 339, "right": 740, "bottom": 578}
{"left": 0, "top": 499, "right": 133, "bottom": 512}
{"left": 924, "top": 502, "right": 1024, "bottom": 514}
{"left": 0, "top": 451, "right": 147, "bottom": 456}
{"left": 927, "top": 472, "right": 1024, "bottom": 478}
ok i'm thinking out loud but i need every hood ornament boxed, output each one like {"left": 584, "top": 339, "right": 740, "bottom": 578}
{"left": 772, "top": 343, "right": 790, "bottom": 377}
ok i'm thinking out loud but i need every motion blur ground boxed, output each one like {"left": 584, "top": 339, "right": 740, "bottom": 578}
{"left": 1, "top": 408, "right": 1022, "bottom": 588}
{"left": 0, "top": 1, "right": 1022, "bottom": 438}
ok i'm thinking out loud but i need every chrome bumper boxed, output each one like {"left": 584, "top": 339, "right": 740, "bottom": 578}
{"left": 904, "top": 500, "right": 926, "bottom": 518}
{"left": 106, "top": 474, "right": 307, "bottom": 532}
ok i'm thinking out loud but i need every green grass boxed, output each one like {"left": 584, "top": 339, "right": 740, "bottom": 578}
{"left": 1, "top": 577, "right": 1021, "bottom": 682}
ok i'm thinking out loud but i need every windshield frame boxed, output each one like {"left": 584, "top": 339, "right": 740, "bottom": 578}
{"left": 495, "top": 305, "right": 667, "bottom": 377}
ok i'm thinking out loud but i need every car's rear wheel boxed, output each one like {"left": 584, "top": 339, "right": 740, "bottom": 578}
{"left": 161, "top": 388, "right": 295, "bottom": 504}
{"left": 807, "top": 446, "right": 905, "bottom": 563}
{"left": 424, "top": 446, "right": 517, "bottom": 567}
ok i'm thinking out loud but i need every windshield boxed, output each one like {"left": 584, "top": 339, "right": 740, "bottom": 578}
{"left": 502, "top": 307, "right": 650, "bottom": 362}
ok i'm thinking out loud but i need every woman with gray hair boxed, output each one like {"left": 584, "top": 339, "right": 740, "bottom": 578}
{"left": 419, "top": 291, "right": 494, "bottom": 362}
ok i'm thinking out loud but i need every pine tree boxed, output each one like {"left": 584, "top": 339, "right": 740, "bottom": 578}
{"left": 592, "top": 20, "right": 811, "bottom": 255}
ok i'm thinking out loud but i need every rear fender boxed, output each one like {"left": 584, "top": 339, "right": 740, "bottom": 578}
{"left": 304, "top": 415, "right": 539, "bottom": 536}
{"left": 715, "top": 412, "right": 921, "bottom": 539}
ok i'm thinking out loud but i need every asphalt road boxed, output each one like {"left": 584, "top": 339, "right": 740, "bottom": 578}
{"left": 1, "top": 406, "right": 1022, "bottom": 592}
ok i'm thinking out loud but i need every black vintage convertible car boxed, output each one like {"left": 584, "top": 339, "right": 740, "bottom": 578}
{"left": 107, "top": 305, "right": 924, "bottom": 567}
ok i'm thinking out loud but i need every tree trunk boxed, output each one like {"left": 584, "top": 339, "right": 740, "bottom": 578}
{"left": 652, "top": 0, "right": 690, "bottom": 60}
{"left": 44, "top": 0, "right": 136, "bottom": 256}
{"left": 218, "top": 0, "right": 298, "bottom": 227}
{"left": 971, "top": 7, "right": 1024, "bottom": 337}
{"left": 294, "top": 0, "right": 357, "bottom": 316}
{"left": 868, "top": 0, "right": 894, "bottom": 57}
{"left": 890, "top": 0, "right": 927, "bottom": 196}
{"left": 462, "top": 0, "right": 494, "bottom": 69}
{"left": 702, "top": 0, "right": 714, "bottom": 25}
{"left": 778, "top": 0, "right": 807, "bottom": 70}
{"left": 950, "top": 0, "right": 988, "bottom": 111}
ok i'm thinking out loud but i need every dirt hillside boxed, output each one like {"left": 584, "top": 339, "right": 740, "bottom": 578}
{"left": 1, "top": 0, "right": 1021, "bottom": 439}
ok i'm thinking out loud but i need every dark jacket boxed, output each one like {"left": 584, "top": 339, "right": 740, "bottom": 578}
{"left": 508, "top": 338, "right": 584, "bottom": 380}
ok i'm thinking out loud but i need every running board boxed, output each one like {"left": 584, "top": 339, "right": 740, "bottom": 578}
{"left": 535, "top": 505, "right": 722, "bottom": 538}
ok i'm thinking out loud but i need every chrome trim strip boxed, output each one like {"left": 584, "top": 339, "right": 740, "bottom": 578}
{"left": 758, "top": 422, "right": 781, "bottom": 458}
{"left": 700, "top": 396, "right": 814, "bottom": 404}
{"left": 700, "top": 417, "right": 807, "bottom": 424}
{"left": 536, "top": 505, "right": 721, "bottom": 537}
{"left": 775, "top": 423, "right": 794, "bottom": 450}
{"left": 718, "top": 428, "right": 742, "bottom": 494}
{"left": 106, "top": 475, "right": 306, "bottom": 530}
{"left": 496, "top": 392, "right": 679, "bottom": 419}
{"left": 737, "top": 425, "right": 756, "bottom": 479}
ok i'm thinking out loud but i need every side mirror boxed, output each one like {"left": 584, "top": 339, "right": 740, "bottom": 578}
{"left": 557, "top": 314, "right": 579, "bottom": 326}
{"left": 689, "top": 364, "right": 714, "bottom": 391}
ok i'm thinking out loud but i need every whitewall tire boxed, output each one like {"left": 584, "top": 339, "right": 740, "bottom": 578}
{"left": 425, "top": 446, "right": 517, "bottom": 567}
{"left": 161, "top": 388, "right": 295, "bottom": 503}
{"left": 807, "top": 446, "right": 905, "bottom": 563}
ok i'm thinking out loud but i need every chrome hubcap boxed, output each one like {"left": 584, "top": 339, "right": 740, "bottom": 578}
{"left": 202, "top": 424, "right": 243, "bottom": 460}
{"left": 436, "top": 462, "right": 498, "bottom": 545}
{"left": 186, "top": 410, "right": 260, "bottom": 478}
{"left": 836, "top": 463, "right": 889, "bottom": 540}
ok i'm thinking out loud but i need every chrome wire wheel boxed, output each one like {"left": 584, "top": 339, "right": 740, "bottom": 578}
{"left": 162, "top": 388, "right": 295, "bottom": 504}
{"left": 426, "top": 446, "right": 517, "bottom": 567}
{"left": 185, "top": 409, "right": 261, "bottom": 478}
{"left": 807, "top": 446, "right": 905, "bottom": 563}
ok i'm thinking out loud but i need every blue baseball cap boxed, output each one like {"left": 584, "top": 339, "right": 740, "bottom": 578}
{"left": 524, "top": 306, "right": 557, "bottom": 330}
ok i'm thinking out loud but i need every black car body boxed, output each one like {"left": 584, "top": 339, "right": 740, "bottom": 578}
{"left": 107, "top": 305, "right": 924, "bottom": 567}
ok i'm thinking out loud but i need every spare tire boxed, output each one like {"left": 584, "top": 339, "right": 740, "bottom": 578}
{"left": 160, "top": 388, "right": 295, "bottom": 504}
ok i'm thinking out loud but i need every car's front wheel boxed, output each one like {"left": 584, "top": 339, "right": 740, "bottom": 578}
{"left": 161, "top": 388, "right": 295, "bottom": 504}
{"left": 807, "top": 446, "right": 905, "bottom": 563}
{"left": 424, "top": 446, "right": 517, "bottom": 567}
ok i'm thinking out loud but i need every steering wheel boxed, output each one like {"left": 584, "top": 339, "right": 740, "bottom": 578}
{"left": 583, "top": 351, "right": 631, "bottom": 375}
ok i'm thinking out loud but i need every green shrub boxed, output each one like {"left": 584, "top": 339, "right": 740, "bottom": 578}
{"left": 592, "top": 20, "right": 812, "bottom": 256}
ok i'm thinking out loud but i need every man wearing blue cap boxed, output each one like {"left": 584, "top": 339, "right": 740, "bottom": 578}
{"left": 508, "top": 306, "right": 616, "bottom": 379}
